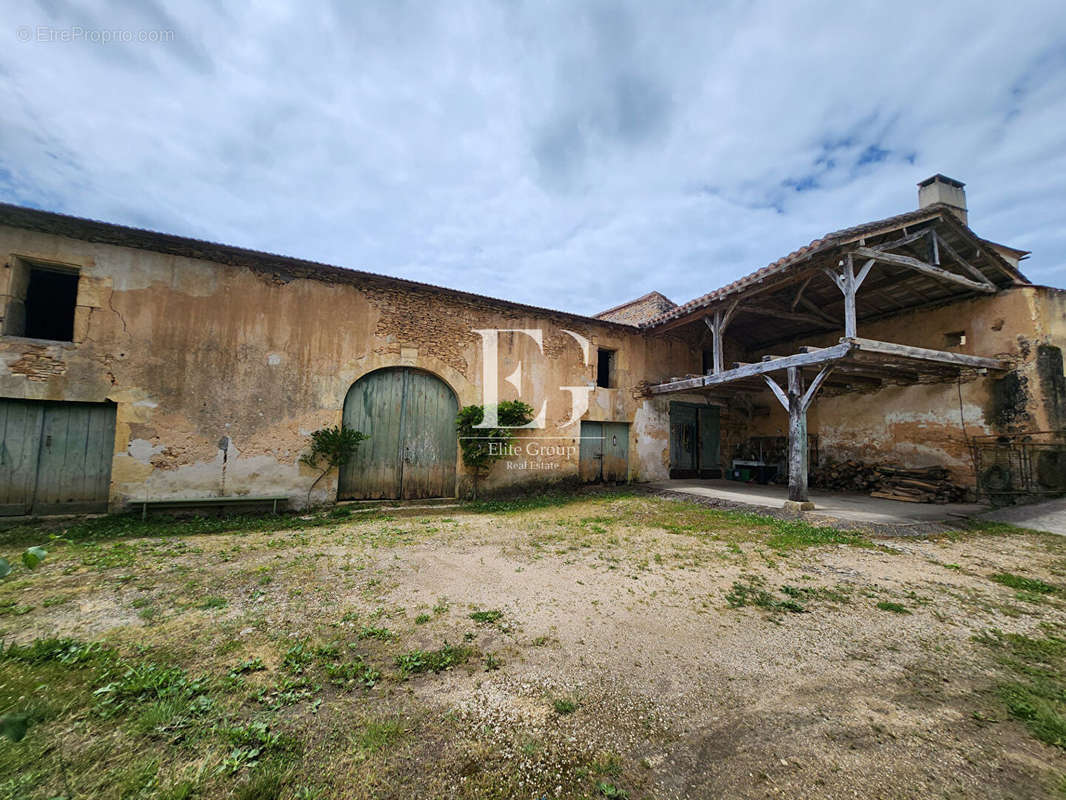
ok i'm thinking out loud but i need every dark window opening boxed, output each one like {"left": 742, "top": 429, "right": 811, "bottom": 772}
{"left": 944, "top": 330, "right": 966, "bottom": 348}
{"left": 702, "top": 349, "right": 714, "bottom": 375}
{"left": 596, "top": 348, "right": 615, "bottom": 388}
{"left": 25, "top": 267, "right": 78, "bottom": 341}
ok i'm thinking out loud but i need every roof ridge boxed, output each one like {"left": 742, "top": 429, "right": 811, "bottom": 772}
{"left": 594, "top": 290, "right": 676, "bottom": 318}
{"left": 639, "top": 204, "right": 1022, "bottom": 328}
{"left": 0, "top": 202, "right": 639, "bottom": 331}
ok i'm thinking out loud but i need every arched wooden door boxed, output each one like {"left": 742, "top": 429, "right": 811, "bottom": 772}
{"left": 337, "top": 368, "right": 458, "bottom": 500}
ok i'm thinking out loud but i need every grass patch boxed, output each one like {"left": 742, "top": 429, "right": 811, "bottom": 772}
{"left": 876, "top": 601, "right": 911, "bottom": 614}
{"left": 553, "top": 697, "right": 579, "bottom": 715}
{"left": 990, "top": 572, "right": 1060, "bottom": 595}
{"left": 395, "top": 643, "right": 472, "bottom": 676}
{"left": 0, "top": 507, "right": 394, "bottom": 547}
{"left": 977, "top": 628, "right": 1066, "bottom": 748}
{"left": 725, "top": 575, "right": 806, "bottom": 613}
{"left": 356, "top": 625, "right": 394, "bottom": 641}
{"left": 462, "top": 490, "right": 634, "bottom": 514}
{"left": 353, "top": 718, "right": 405, "bottom": 754}
{"left": 468, "top": 609, "right": 503, "bottom": 624}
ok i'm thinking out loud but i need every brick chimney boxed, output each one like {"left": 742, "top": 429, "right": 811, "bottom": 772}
{"left": 918, "top": 174, "right": 967, "bottom": 225}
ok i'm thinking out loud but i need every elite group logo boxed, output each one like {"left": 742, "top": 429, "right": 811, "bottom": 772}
{"left": 473, "top": 328, "right": 594, "bottom": 430}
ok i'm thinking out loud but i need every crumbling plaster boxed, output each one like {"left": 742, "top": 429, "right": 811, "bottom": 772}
{"left": 0, "top": 226, "right": 694, "bottom": 508}
{"left": 740, "top": 286, "right": 1064, "bottom": 483}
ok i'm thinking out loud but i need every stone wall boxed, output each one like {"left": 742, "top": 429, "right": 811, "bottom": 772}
{"left": 0, "top": 224, "right": 696, "bottom": 508}
{"left": 738, "top": 286, "right": 1064, "bottom": 485}
{"left": 595, "top": 292, "right": 676, "bottom": 325}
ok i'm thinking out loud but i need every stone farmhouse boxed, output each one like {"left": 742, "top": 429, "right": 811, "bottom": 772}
{"left": 0, "top": 174, "right": 1062, "bottom": 514}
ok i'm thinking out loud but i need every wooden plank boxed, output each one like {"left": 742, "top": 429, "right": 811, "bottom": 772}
{"left": 846, "top": 337, "right": 1008, "bottom": 370}
{"left": 851, "top": 246, "right": 997, "bottom": 293}
{"left": 650, "top": 342, "right": 853, "bottom": 394}
{"left": 869, "top": 228, "right": 933, "bottom": 253}
{"left": 0, "top": 400, "right": 43, "bottom": 515}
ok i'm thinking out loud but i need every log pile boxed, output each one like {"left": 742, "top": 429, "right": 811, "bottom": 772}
{"left": 811, "top": 458, "right": 966, "bottom": 504}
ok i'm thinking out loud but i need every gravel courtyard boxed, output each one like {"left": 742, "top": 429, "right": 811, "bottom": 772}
{"left": 2, "top": 491, "right": 1066, "bottom": 799}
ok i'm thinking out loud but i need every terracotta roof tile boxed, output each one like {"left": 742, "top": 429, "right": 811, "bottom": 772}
{"left": 641, "top": 205, "right": 1025, "bottom": 328}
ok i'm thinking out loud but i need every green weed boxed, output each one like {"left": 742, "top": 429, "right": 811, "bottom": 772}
{"left": 395, "top": 643, "right": 471, "bottom": 676}
{"left": 876, "top": 601, "right": 911, "bottom": 614}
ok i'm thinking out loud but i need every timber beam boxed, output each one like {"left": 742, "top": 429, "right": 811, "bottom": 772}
{"left": 846, "top": 337, "right": 1008, "bottom": 370}
{"left": 648, "top": 338, "right": 1007, "bottom": 396}
{"left": 650, "top": 342, "right": 853, "bottom": 394}
{"left": 851, "top": 246, "right": 996, "bottom": 293}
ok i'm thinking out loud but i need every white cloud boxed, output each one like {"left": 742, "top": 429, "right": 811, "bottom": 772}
{"left": 1, "top": 0, "right": 1063, "bottom": 314}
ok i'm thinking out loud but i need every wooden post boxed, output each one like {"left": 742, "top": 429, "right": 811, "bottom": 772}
{"left": 824, "top": 254, "right": 875, "bottom": 339}
{"left": 711, "top": 309, "right": 723, "bottom": 374}
{"left": 844, "top": 255, "right": 857, "bottom": 338}
{"left": 787, "top": 366, "right": 808, "bottom": 502}
{"left": 703, "top": 300, "right": 740, "bottom": 374}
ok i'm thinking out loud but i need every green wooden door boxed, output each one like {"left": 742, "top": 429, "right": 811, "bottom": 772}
{"left": 579, "top": 421, "right": 603, "bottom": 482}
{"left": 580, "top": 421, "right": 629, "bottom": 483}
{"left": 0, "top": 400, "right": 44, "bottom": 515}
{"left": 602, "top": 422, "right": 629, "bottom": 482}
{"left": 0, "top": 399, "right": 116, "bottom": 515}
{"left": 34, "top": 403, "right": 117, "bottom": 514}
{"left": 669, "top": 403, "right": 698, "bottom": 476}
{"left": 337, "top": 368, "right": 458, "bottom": 500}
{"left": 698, "top": 406, "right": 720, "bottom": 474}
{"left": 399, "top": 369, "right": 458, "bottom": 499}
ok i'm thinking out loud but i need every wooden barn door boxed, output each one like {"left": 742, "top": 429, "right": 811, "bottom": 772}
{"left": 669, "top": 403, "right": 698, "bottom": 478}
{"left": 0, "top": 399, "right": 116, "bottom": 515}
{"left": 0, "top": 400, "right": 45, "bottom": 515}
{"left": 579, "top": 421, "right": 629, "bottom": 483}
{"left": 337, "top": 368, "right": 458, "bottom": 500}
{"left": 579, "top": 421, "right": 603, "bottom": 482}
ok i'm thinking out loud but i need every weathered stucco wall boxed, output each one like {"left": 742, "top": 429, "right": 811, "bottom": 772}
{"left": 1, "top": 219, "right": 1058, "bottom": 508}
{"left": 0, "top": 225, "right": 696, "bottom": 508}
{"left": 740, "top": 286, "right": 1065, "bottom": 484}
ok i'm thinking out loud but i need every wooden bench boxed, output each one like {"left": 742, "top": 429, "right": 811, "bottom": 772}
{"left": 136, "top": 495, "right": 289, "bottom": 519}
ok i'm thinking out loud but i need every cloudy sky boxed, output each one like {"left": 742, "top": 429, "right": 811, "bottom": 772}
{"left": 2, "top": 1, "right": 1064, "bottom": 315}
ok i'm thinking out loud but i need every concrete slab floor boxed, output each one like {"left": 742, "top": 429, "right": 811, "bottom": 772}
{"left": 979, "top": 497, "right": 1066, "bottom": 536}
{"left": 648, "top": 478, "right": 987, "bottom": 526}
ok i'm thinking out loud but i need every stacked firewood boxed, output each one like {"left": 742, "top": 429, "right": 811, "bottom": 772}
{"left": 812, "top": 459, "right": 966, "bottom": 503}
{"left": 811, "top": 459, "right": 879, "bottom": 492}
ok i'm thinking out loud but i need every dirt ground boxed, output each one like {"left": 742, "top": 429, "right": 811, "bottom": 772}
{"left": 3, "top": 491, "right": 1066, "bottom": 799}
